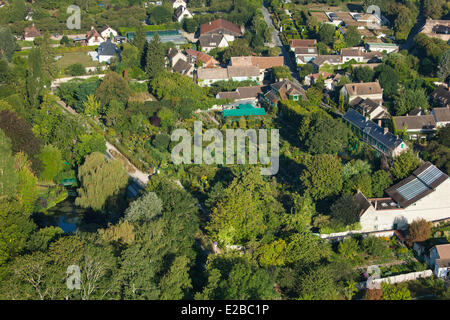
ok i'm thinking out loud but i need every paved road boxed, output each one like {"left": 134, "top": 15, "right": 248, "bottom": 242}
{"left": 261, "top": 4, "right": 302, "bottom": 86}
{"left": 401, "top": 0, "right": 426, "bottom": 51}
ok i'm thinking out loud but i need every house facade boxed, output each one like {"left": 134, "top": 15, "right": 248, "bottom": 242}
{"left": 86, "top": 26, "right": 104, "bottom": 46}
{"left": 174, "top": 6, "right": 192, "bottom": 23}
{"left": 358, "top": 162, "right": 450, "bottom": 233}
{"left": 341, "top": 81, "right": 383, "bottom": 104}
{"left": 343, "top": 109, "right": 407, "bottom": 157}
{"left": 429, "top": 244, "right": 450, "bottom": 278}
{"left": 198, "top": 34, "right": 228, "bottom": 52}
{"left": 100, "top": 26, "right": 118, "bottom": 40}
{"left": 23, "top": 24, "right": 41, "bottom": 41}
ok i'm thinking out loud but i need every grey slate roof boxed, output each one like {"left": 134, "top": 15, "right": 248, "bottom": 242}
{"left": 343, "top": 109, "right": 403, "bottom": 151}
{"left": 98, "top": 39, "right": 119, "bottom": 56}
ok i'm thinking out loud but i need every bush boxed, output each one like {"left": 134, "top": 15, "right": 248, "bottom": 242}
{"left": 66, "top": 63, "right": 85, "bottom": 76}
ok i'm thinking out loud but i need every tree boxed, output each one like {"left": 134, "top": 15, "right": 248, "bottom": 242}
{"left": 423, "top": 0, "right": 445, "bottom": 19}
{"left": 124, "top": 191, "right": 163, "bottom": 223}
{"left": 438, "top": 49, "right": 450, "bottom": 82}
{"left": 0, "top": 129, "right": 17, "bottom": 198}
{"left": 206, "top": 255, "right": 278, "bottom": 299}
{"left": 371, "top": 170, "right": 392, "bottom": 197}
{"left": 300, "top": 154, "right": 343, "bottom": 200}
{"left": 9, "top": 0, "right": 26, "bottom": 22}
{"left": 391, "top": 151, "right": 420, "bottom": 181}
{"left": 145, "top": 33, "right": 165, "bottom": 79}
{"left": 331, "top": 194, "right": 363, "bottom": 226}
{"left": 302, "top": 117, "right": 352, "bottom": 155}
{"left": 408, "top": 218, "right": 431, "bottom": 245}
{"left": 159, "top": 256, "right": 192, "bottom": 300}
{"left": 35, "top": 33, "right": 57, "bottom": 84}
{"left": 149, "top": 6, "right": 172, "bottom": 25}
{"left": 83, "top": 94, "right": 101, "bottom": 117}
{"left": 353, "top": 66, "right": 374, "bottom": 83}
{"left": 344, "top": 26, "right": 361, "bottom": 47}
{"left": 272, "top": 66, "right": 292, "bottom": 81}
{"left": 94, "top": 72, "right": 131, "bottom": 106}
{"left": 73, "top": 133, "right": 106, "bottom": 165}
{"left": 393, "top": 88, "right": 429, "bottom": 116}
{"left": 26, "top": 48, "right": 43, "bottom": 109}
{"left": 298, "top": 63, "right": 314, "bottom": 78}
{"left": 375, "top": 64, "right": 398, "bottom": 97}
{"left": 381, "top": 282, "right": 412, "bottom": 300}
{"left": 0, "top": 110, "right": 41, "bottom": 172}
{"left": 298, "top": 265, "right": 339, "bottom": 299}
{"left": 207, "top": 167, "right": 284, "bottom": 246}
{"left": 0, "top": 27, "right": 17, "bottom": 62}
{"left": 222, "top": 39, "right": 252, "bottom": 63}
{"left": 67, "top": 63, "right": 85, "bottom": 76}
{"left": 317, "top": 23, "right": 335, "bottom": 46}
{"left": 75, "top": 152, "right": 129, "bottom": 211}
{"left": 37, "top": 145, "right": 63, "bottom": 183}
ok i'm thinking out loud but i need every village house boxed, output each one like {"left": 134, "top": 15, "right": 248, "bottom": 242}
{"left": 357, "top": 162, "right": 450, "bottom": 233}
{"left": 341, "top": 81, "right": 383, "bottom": 104}
{"left": 174, "top": 6, "right": 192, "bottom": 23}
{"left": 294, "top": 47, "right": 318, "bottom": 64}
{"left": 216, "top": 85, "right": 267, "bottom": 104}
{"left": 350, "top": 97, "right": 390, "bottom": 125}
{"left": 393, "top": 114, "right": 437, "bottom": 140}
{"left": 343, "top": 109, "right": 407, "bottom": 157}
{"left": 431, "top": 85, "right": 450, "bottom": 108}
{"left": 311, "top": 55, "right": 342, "bottom": 71}
{"left": 340, "top": 47, "right": 382, "bottom": 63}
{"left": 199, "top": 19, "right": 243, "bottom": 42}
{"left": 167, "top": 47, "right": 188, "bottom": 67}
{"left": 198, "top": 34, "right": 228, "bottom": 52}
{"left": 100, "top": 26, "right": 118, "bottom": 40}
{"left": 197, "top": 65, "right": 262, "bottom": 86}
{"left": 86, "top": 26, "right": 104, "bottom": 46}
{"left": 303, "top": 72, "right": 333, "bottom": 90}
{"left": 432, "top": 107, "right": 450, "bottom": 128}
{"left": 185, "top": 49, "right": 219, "bottom": 68}
{"left": 262, "top": 79, "right": 307, "bottom": 108}
{"left": 23, "top": 24, "right": 41, "bottom": 41}
{"left": 366, "top": 42, "right": 399, "bottom": 53}
{"left": 288, "top": 39, "right": 317, "bottom": 48}
{"left": 171, "top": 0, "right": 186, "bottom": 9}
{"left": 89, "top": 38, "right": 120, "bottom": 63}
{"left": 428, "top": 244, "right": 450, "bottom": 278}
{"left": 173, "top": 59, "right": 195, "bottom": 77}
{"left": 230, "top": 56, "right": 284, "bottom": 70}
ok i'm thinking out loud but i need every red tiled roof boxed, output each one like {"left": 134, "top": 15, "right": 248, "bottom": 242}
{"left": 185, "top": 49, "right": 218, "bottom": 67}
{"left": 200, "top": 19, "right": 242, "bottom": 36}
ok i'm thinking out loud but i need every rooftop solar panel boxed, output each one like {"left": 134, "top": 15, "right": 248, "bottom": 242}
{"left": 396, "top": 178, "right": 429, "bottom": 201}
{"left": 417, "top": 165, "right": 443, "bottom": 186}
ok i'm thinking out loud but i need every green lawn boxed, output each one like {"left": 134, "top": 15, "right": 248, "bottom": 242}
{"left": 56, "top": 51, "right": 99, "bottom": 69}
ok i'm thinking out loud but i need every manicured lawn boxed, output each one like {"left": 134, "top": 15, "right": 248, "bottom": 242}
{"left": 56, "top": 52, "right": 99, "bottom": 69}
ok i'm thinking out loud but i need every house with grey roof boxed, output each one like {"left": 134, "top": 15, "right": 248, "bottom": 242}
{"left": 357, "top": 162, "right": 450, "bottom": 232}
{"left": 97, "top": 39, "right": 120, "bottom": 63}
{"left": 393, "top": 114, "right": 437, "bottom": 140}
{"left": 432, "top": 107, "right": 450, "bottom": 127}
{"left": 198, "top": 34, "right": 229, "bottom": 52}
{"left": 350, "top": 97, "right": 390, "bottom": 126}
{"left": 216, "top": 85, "right": 267, "bottom": 103}
{"left": 343, "top": 109, "right": 407, "bottom": 157}
{"left": 341, "top": 81, "right": 383, "bottom": 104}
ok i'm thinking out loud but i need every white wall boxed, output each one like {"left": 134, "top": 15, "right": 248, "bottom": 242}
{"left": 360, "top": 179, "right": 450, "bottom": 232}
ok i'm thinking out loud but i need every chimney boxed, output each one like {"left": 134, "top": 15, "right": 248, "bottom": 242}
{"left": 406, "top": 113, "right": 408, "bottom": 116}
{"left": 378, "top": 119, "right": 382, "bottom": 126}
{"left": 384, "top": 127, "right": 389, "bottom": 135}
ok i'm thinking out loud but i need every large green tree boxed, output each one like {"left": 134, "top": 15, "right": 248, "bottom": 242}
{"left": 0, "top": 129, "right": 17, "bottom": 199}
{"left": 145, "top": 33, "right": 165, "bottom": 79}
{"left": 75, "top": 152, "right": 129, "bottom": 211}
{"left": 300, "top": 154, "right": 343, "bottom": 200}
